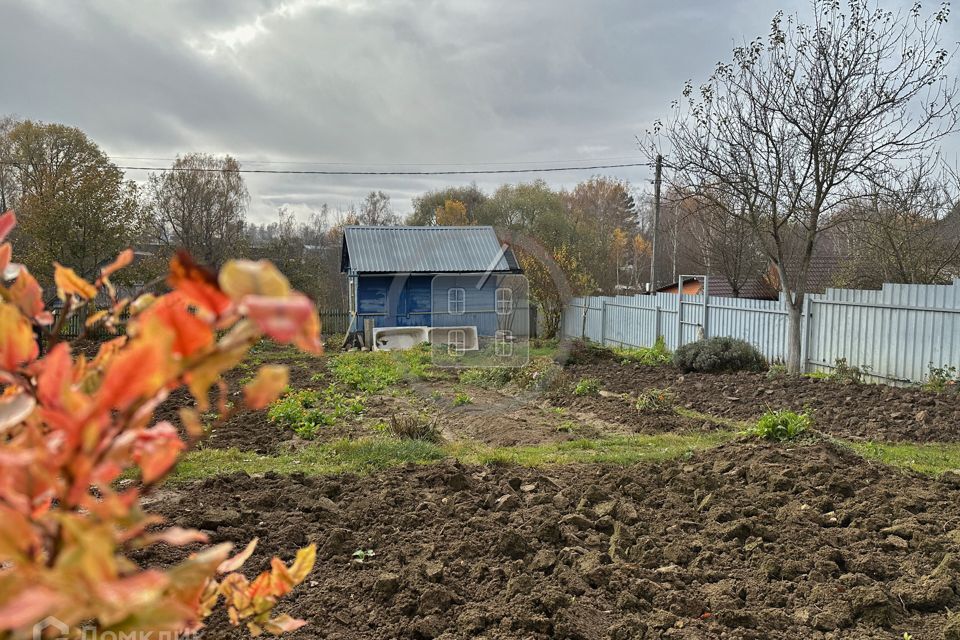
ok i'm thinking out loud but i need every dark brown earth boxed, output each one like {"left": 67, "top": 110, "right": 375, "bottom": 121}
{"left": 140, "top": 440, "right": 960, "bottom": 639}
{"left": 563, "top": 359, "right": 960, "bottom": 442}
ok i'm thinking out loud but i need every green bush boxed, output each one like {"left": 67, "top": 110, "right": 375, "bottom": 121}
{"left": 453, "top": 392, "right": 473, "bottom": 406}
{"left": 574, "top": 377, "right": 601, "bottom": 396}
{"left": 459, "top": 367, "right": 515, "bottom": 389}
{"left": 923, "top": 364, "right": 959, "bottom": 392}
{"left": 672, "top": 337, "right": 767, "bottom": 373}
{"left": 748, "top": 410, "right": 811, "bottom": 441}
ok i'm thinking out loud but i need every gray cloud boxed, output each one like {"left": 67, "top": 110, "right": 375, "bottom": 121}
{"left": 2, "top": 0, "right": 956, "bottom": 222}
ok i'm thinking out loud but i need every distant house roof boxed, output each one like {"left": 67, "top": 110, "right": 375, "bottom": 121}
{"left": 341, "top": 226, "right": 521, "bottom": 274}
{"left": 657, "top": 255, "right": 845, "bottom": 299}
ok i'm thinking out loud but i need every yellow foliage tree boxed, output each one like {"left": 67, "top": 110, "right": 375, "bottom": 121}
{"left": 435, "top": 199, "right": 469, "bottom": 226}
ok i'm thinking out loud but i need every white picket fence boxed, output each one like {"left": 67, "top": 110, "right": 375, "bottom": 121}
{"left": 562, "top": 279, "right": 960, "bottom": 384}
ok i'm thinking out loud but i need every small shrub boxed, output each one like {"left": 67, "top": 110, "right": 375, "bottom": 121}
{"left": 635, "top": 388, "right": 676, "bottom": 414}
{"left": 453, "top": 392, "right": 473, "bottom": 406}
{"left": 514, "top": 357, "right": 565, "bottom": 391}
{"left": 831, "top": 357, "right": 868, "bottom": 383}
{"left": 574, "top": 377, "right": 601, "bottom": 396}
{"left": 672, "top": 337, "right": 767, "bottom": 373}
{"left": 388, "top": 412, "right": 442, "bottom": 442}
{"left": 924, "top": 364, "right": 959, "bottom": 392}
{"left": 615, "top": 335, "right": 672, "bottom": 366}
{"left": 748, "top": 410, "right": 811, "bottom": 441}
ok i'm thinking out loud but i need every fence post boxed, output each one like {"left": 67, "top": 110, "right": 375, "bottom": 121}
{"left": 676, "top": 276, "right": 684, "bottom": 349}
{"left": 654, "top": 303, "right": 661, "bottom": 345}
{"left": 600, "top": 301, "right": 607, "bottom": 346}
{"left": 800, "top": 295, "right": 811, "bottom": 373}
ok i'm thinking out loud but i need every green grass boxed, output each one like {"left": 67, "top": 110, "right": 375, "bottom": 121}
{"left": 329, "top": 346, "right": 434, "bottom": 393}
{"left": 844, "top": 440, "right": 960, "bottom": 476}
{"left": 170, "top": 431, "right": 736, "bottom": 482}
{"left": 171, "top": 437, "right": 446, "bottom": 481}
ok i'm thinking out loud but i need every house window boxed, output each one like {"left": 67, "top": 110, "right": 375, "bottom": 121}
{"left": 495, "top": 330, "right": 513, "bottom": 357}
{"left": 495, "top": 287, "right": 513, "bottom": 315}
{"left": 448, "top": 288, "right": 466, "bottom": 315}
{"left": 448, "top": 330, "right": 466, "bottom": 355}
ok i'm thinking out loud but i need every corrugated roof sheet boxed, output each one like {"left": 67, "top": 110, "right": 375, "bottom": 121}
{"left": 342, "top": 226, "right": 518, "bottom": 273}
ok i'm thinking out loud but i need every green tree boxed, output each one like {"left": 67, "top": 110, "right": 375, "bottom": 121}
{"left": 3, "top": 120, "right": 146, "bottom": 286}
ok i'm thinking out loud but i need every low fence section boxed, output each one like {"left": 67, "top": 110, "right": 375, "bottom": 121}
{"left": 562, "top": 279, "right": 960, "bottom": 384}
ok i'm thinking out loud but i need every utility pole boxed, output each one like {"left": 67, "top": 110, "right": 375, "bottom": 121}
{"left": 649, "top": 154, "right": 662, "bottom": 293}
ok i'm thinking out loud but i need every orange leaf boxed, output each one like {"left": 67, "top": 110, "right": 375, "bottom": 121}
{"left": 148, "top": 527, "right": 209, "bottom": 546}
{"left": 100, "top": 248, "right": 134, "bottom": 280}
{"left": 168, "top": 251, "right": 232, "bottom": 316}
{"left": 218, "top": 538, "right": 258, "bottom": 574}
{"left": 0, "top": 243, "right": 10, "bottom": 274}
{"left": 263, "top": 614, "right": 308, "bottom": 635}
{"left": 96, "top": 338, "right": 167, "bottom": 411}
{"left": 219, "top": 260, "right": 291, "bottom": 300}
{"left": 141, "top": 293, "right": 213, "bottom": 358}
{"left": 8, "top": 267, "right": 47, "bottom": 323}
{"left": 0, "top": 210, "right": 14, "bottom": 244}
{"left": 0, "top": 302, "right": 38, "bottom": 371}
{"left": 184, "top": 344, "right": 248, "bottom": 411}
{"left": 179, "top": 407, "right": 205, "bottom": 440}
{"left": 54, "top": 262, "right": 97, "bottom": 300}
{"left": 243, "top": 365, "right": 288, "bottom": 410}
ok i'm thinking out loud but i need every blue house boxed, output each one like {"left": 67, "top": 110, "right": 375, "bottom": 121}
{"left": 340, "top": 226, "right": 524, "bottom": 341}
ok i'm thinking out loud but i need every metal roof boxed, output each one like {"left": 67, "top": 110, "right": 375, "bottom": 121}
{"left": 341, "top": 226, "right": 519, "bottom": 274}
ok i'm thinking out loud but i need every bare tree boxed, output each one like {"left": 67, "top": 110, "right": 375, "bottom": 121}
{"left": 838, "top": 158, "right": 960, "bottom": 286}
{"left": 650, "top": 0, "right": 958, "bottom": 373}
{"left": 148, "top": 154, "right": 249, "bottom": 267}
{"left": 351, "top": 190, "right": 399, "bottom": 226}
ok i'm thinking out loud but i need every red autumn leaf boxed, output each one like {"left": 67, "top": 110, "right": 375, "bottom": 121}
{"left": 0, "top": 586, "right": 60, "bottom": 630}
{"left": 0, "top": 210, "right": 14, "bottom": 244}
{"left": 0, "top": 243, "right": 10, "bottom": 275}
{"left": 0, "top": 302, "right": 39, "bottom": 371}
{"left": 54, "top": 262, "right": 97, "bottom": 300}
{"left": 263, "top": 614, "right": 308, "bottom": 635}
{"left": 243, "top": 295, "right": 314, "bottom": 344}
{"left": 133, "top": 422, "right": 185, "bottom": 484}
{"left": 243, "top": 365, "right": 289, "bottom": 410}
{"left": 147, "top": 527, "right": 210, "bottom": 547}
{"left": 96, "top": 339, "right": 166, "bottom": 411}
{"left": 168, "top": 251, "right": 232, "bottom": 317}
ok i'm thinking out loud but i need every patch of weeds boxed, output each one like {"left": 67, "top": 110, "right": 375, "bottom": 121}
{"left": 555, "top": 420, "right": 579, "bottom": 434}
{"left": 831, "top": 358, "right": 868, "bottom": 383}
{"left": 635, "top": 388, "right": 677, "bottom": 414}
{"left": 747, "top": 409, "right": 811, "bottom": 441}
{"left": 267, "top": 385, "right": 365, "bottom": 438}
{"left": 453, "top": 392, "right": 473, "bottom": 406}
{"left": 573, "top": 377, "right": 601, "bottom": 396}
{"left": 388, "top": 412, "right": 442, "bottom": 443}
{"left": 804, "top": 371, "right": 832, "bottom": 380}
{"left": 430, "top": 390, "right": 443, "bottom": 401}
{"left": 511, "top": 357, "right": 565, "bottom": 392}
{"left": 922, "top": 364, "right": 959, "bottom": 393}
{"left": 766, "top": 362, "right": 788, "bottom": 379}
{"left": 614, "top": 335, "right": 671, "bottom": 366}
{"left": 458, "top": 367, "right": 514, "bottom": 389}
{"left": 330, "top": 345, "right": 435, "bottom": 392}
{"left": 529, "top": 338, "right": 559, "bottom": 358}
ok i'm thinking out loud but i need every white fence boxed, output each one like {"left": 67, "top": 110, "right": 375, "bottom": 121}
{"left": 562, "top": 279, "right": 960, "bottom": 384}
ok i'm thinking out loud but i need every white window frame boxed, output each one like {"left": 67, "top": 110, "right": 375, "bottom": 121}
{"left": 495, "top": 287, "right": 513, "bottom": 315}
{"left": 448, "top": 287, "right": 466, "bottom": 315}
{"left": 448, "top": 329, "right": 466, "bottom": 355}
{"left": 495, "top": 330, "right": 513, "bottom": 357}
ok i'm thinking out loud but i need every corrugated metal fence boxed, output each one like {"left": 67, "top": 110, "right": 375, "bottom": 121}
{"left": 562, "top": 279, "right": 960, "bottom": 384}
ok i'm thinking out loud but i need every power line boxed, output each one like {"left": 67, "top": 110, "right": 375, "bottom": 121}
{"left": 105, "top": 155, "right": 648, "bottom": 168}
{"left": 85, "top": 162, "right": 653, "bottom": 176}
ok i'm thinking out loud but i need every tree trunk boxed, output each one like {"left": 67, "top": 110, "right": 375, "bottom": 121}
{"left": 786, "top": 300, "right": 803, "bottom": 375}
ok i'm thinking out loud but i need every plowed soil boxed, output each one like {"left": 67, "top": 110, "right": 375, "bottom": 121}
{"left": 140, "top": 441, "right": 960, "bottom": 639}
{"left": 563, "top": 359, "right": 960, "bottom": 442}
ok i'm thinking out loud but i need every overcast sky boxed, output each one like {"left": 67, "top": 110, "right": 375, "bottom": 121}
{"left": 3, "top": 0, "right": 958, "bottom": 223}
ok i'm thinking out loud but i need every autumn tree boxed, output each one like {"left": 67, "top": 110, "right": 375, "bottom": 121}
{"left": 651, "top": 0, "right": 958, "bottom": 373}
{"left": 1, "top": 120, "right": 146, "bottom": 286}
{"left": 408, "top": 184, "right": 488, "bottom": 225}
{"left": 435, "top": 199, "right": 469, "bottom": 226}
{"left": 148, "top": 154, "right": 248, "bottom": 268}
{"left": 349, "top": 190, "right": 399, "bottom": 226}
